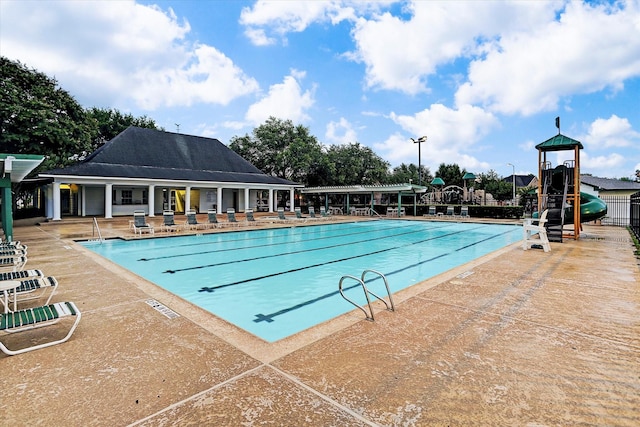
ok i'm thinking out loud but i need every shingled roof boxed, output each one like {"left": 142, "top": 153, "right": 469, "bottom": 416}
{"left": 581, "top": 175, "right": 640, "bottom": 191}
{"left": 41, "top": 127, "right": 299, "bottom": 186}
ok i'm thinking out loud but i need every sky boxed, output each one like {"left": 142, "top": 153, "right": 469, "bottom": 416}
{"left": 1, "top": 0, "right": 639, "bottom": 180}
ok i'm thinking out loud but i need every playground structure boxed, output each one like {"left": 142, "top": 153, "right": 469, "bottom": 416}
{"left": 535, "top": 133, "right": 607, "bottom": 241}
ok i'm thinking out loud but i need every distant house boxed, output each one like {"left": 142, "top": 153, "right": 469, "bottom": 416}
{"left": 38, "top": 127, "right": 302, "bottom": 220}
{"left": 581, "top": 174, "right": 640, "bottom": 226}
{"left": 502, "top": 174, "right": 538, "bottom": 189}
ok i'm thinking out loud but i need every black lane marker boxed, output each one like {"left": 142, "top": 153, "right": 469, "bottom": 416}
{"left": 252, "top": 227, "right": 516, "bottom": 323}
{"left": 140, "top": 221, "right": 436, "bottom": 262}
{"left": 196, "top": 226, "right": 484, "bottom": 291}
{"left": 164, "top": 223, "right": 456, "bottom": 274}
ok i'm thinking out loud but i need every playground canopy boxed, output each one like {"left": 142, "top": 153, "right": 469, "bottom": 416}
{"left": 535, "top": 134, "right": 584, "bottom": 151}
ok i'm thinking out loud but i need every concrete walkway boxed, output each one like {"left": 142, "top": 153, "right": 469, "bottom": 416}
{"left": 1, "top": 217, "right": 638, "bottom": 426}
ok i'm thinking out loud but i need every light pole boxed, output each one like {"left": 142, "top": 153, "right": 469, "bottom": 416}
{"left": 507, "top": 163, "right": 515, "bottom": 205}
{"left": 410, "top": 136, "right": 427, "bottom": 186}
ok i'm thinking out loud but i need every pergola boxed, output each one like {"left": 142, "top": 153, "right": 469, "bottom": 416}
{"left": 300, "top": 183, "right": 427, "bottom": 216}
{"left": 1, "top": 154, "right": 44, "bottom": 241}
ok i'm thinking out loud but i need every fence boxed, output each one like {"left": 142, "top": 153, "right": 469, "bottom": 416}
{"left": 599, "top": 195, "right": 634, "bottom": 227}
{"left": 630, "top": 191, "right": 640, "bottom": 240}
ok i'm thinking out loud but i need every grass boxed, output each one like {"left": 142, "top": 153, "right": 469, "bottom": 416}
{"left": 628, "top": 227, "right": 640, "bottom": 259}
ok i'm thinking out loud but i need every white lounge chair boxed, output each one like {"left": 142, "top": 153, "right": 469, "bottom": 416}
{"left": 185, "top": 210, "right": 207, "bottom": 230}
{"left": 206, "top": 209, "right": 220, "bottom": 229}
{"left": 523, "top": 209, "right": 551, "bottom": 252}
{"left": 132, "top": 211, "right": 154, "bottom": 236}
{"left": 3, "top": 276, "right": 58, "bottom": 310}
{"left": 0, "top": 255, "right": 27, "bottom": 272}
{"left": 0, "top": 269, "right": 44, "bottom": 282}
{"left": 0, "top": 301, "right": 81, "bottom": 356}
{"left": 160, "top": 210, "right": 181, "bottom": 232}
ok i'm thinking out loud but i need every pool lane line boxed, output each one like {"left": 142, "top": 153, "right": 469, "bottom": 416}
{"left": 137, "top": 221, "right": 387, "bottom": 257}
{"left": 163, "top": 222, "right": 462, "bottom": 274}
{"left": 251, "top": 227, "right": 517, "bottom": 323}
{"left": 139, "top": 221, "right": 437, "bottom": 261}
{"left": 195, "top": 225, "right": 487, "bottom": 291}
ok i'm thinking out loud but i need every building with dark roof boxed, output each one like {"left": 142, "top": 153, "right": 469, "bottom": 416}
{"left": 580, "top": 174, "right": 640, "bottom": 227}
{"left": 39, "top": 127, "right": 301, "bottom": 220}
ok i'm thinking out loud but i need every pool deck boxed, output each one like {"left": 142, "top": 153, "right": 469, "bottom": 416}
{"left": 2, "top": 214, "right": 639, "bottom": 426}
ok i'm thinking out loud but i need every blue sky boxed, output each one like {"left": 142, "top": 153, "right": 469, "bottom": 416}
{"left": 2, "top": 0, "right": 639, "bottom": 179}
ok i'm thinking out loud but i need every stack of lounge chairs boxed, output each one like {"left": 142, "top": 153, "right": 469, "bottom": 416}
{"left": 0, "top": 240, "right": 81, "bottom": 355}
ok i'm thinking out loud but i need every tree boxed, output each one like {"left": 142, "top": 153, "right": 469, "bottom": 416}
{"left": 389, "top": 163, "right": 432, "bottom": 185}
{"left": 229, "top": 117, "right": 327, "bottom": 185}
{"left": 325, "top": 142, "right": 390, "bottom": 186}
{"left": 1, "top": 57, "right": 94, "bottom": 173}
{"left": 476, "top": 169, "right": 513, "bottom": 202}
{"left": 85, "top": 107, "right": 161, "bottom": 154}
{"left": 434, "top": 163, "right": 467, "bottom": 188}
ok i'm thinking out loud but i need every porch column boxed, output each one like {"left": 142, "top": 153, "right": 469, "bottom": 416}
{"left": 216, "top": 187, "right": 222, "bottom": 212}
{"left": 244, "top": 187, "right": 250, "bottom": 211}
{"left": 81, "top": 186, "right": 86, "bottom": 216}
{"left": 269, "top": 188, "right": 274, "bottom": 213}
{"left": 185, "top": 186, "right": 191, "bottom": 212}
{"left": 148, "top": 184, "right": 155, "bottom": 216}
{"left": 105, "top": 183, "right": 113, "bottom": 219}
{"left": 52, "top": 181, "right": 61, "bottom": 221}
{"left": 1, "top": 186, "right": 13, "bottom": 241}
{"left": 289, "top": 188, "right": 295, "bottom": 212}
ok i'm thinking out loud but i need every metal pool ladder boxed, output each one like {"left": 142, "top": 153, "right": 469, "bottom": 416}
{"left": 91, "top": 217, "right": 104, "bottom": 243}
{"left": 338, "top": 269, "right": 395, "bottom": 321}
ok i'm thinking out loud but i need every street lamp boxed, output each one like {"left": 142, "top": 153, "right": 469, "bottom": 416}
{"left": 507, "top": 163, "right": 515, "bottom": 205}
{"left": 410, "top": 136, "right": 427, "bottom": 186}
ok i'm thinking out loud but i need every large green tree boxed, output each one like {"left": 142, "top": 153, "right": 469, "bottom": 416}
{"left": 1, "top": 57, "right": 94, "bottom": 172}
{"left": 324, "top": 142, "right": 390, "bottom": 186}
{"left": 388, "top": 163, "right": 432, "bottom": 185}
{"left": 434, "top": 163, "right": 467, "bottom": 188}
{"left": 229, "top": 117, "right": 328, "bottom": 185}
{"left": 85, "top": 107, "right": 161, "bottom": 154}
{"left": 476, "top": 169, "right": 513, "bottom": 202}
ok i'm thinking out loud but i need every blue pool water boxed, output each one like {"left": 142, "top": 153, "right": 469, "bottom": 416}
{"left": 82, "top": 220, "right": 520, "bottom": 341}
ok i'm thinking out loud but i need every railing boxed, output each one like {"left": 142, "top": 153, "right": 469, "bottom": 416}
{"left": 599, "top": 195, "right": 635, "bottom": 227}
{"left": 91, "top": 217, "right": 104, "bottom": 243}
{"left": 338, "top": 269, "right": 394, "bottom": 321}
{"left": 630, "top": 191, "right": 640, "bottom": 240}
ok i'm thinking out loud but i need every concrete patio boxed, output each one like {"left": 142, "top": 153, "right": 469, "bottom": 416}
{"left": 1, "top": 216, "right": 638, "bottom": 426}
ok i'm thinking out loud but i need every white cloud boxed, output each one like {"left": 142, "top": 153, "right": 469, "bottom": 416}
{"left": 325, "top": 118, "right": 358, "bottom": 144}
{"left": 581, "top": 115, "right": 640, "bottom": 149}
{"left": 377, "top": 103, "right": 497, "bottom": 170}
{"left": 239, "top": 1, "right": 390, "bottom": 45}
{"left": 456, "top": 1, "right": 640, "bottom": 115}
{"left": 245, "top": 70, "right": 315, "bottom": 125}
{"left": 349, "top": 1, "right": 555, "bottom": 94}
{"left": 0, "top": 0, "right": 259, "bottom": 110}
{"left": 566, "top": 151, "right": 627, "bottom": 178}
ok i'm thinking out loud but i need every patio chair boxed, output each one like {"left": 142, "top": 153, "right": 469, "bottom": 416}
{"left": 277, "top": 208, "right": 290, "bottom": 222}
{"left": 0, "top": 248, "right": 27, "bottom": 258}
{"left": 460, "top": 206, "right": 469, "bottom": 219}
{"left": 132, "top": 211, "right": 154, "bottom": 236}
{"left": 160, "top": 210, "right": 180, "bottom": 232}
{"left": 0, "top": 255, "right": 27, "bottom": 272}
{"left": 424, "top": 206, "right": 437, "bottom": 217}
{"left": 523, "top": 209, "right": 551, "bottom": 252}
{"left": 226, "top": 208, "right": 239, "bottom": 227}
{"left": 207, "top": 209, "right": 220, "bottom": 228}
{"left": 308, "top": 207, "right": 321, "bottom": 220}
{"left": 185, "top": 210, "right": 207, "bottom": 230}
{"left": 319, "top": 206, "right": 331, "bottom": 219}
{"left": 294, "top": 207, "right": 307, "bottom": 222}
{"left": 3, "top": 276, "right": 59, "bottom": 310}
{"left": 0, "top": 301, "right": 81, "bottom": 356}
{"left": 445, "top": 206, "right": 455, "bottom": 217}
{"left": 1, "top": 269, "right": 44, "bottom": 282}
{"left": 245, "top": 208, "right": 258, "bottom": 225}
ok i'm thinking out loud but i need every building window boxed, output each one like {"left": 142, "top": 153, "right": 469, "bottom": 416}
{"left": 121, "top": 190, "right": 133, "bottom": 205}
{"left": 142, "top": 190, "right": 148, "bottom": 204}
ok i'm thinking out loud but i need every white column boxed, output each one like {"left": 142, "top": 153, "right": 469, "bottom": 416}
{"left": 105, "top": 183, "right": 113, "bottom": 219}
{"left": 52, "top": 182, "right": 61, "bottom": 221}
{"left": 289, "top": 188, "right": 295, "bottom": 212}
{"left": 81, "top": 185, "right": 86, "bottom": 217}
{"left": 185, "top": 186, "right": 191, "bottom": 212}
{"left": 244, "top": 187, "right": 250, "bottom": 211}
{"left": 217, "top": 187, "right": 223, "bottom": 213}
{"left": 148, "top": 184, "right": 155, "bottom": 216}
{"left": 268, "top": 188, "right": 274, "bottom": 213}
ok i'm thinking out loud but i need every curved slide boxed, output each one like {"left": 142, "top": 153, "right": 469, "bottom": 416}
{"left": 535, "top": 192, "right": 607, "bottom": 223}
{"left": 569, "top": 192, "right": 608, "bottom": 223}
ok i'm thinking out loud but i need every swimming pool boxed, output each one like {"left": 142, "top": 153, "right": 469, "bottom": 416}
{"left": 82, "top": 220, "right": 520, "bottom": 341}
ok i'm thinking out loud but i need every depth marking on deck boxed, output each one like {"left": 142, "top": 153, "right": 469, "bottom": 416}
{"left": 456, "top": 270, "right": 474, "bottom": 279}
{"left": 145, "top": 299, "right": 180, "bottom": 319}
